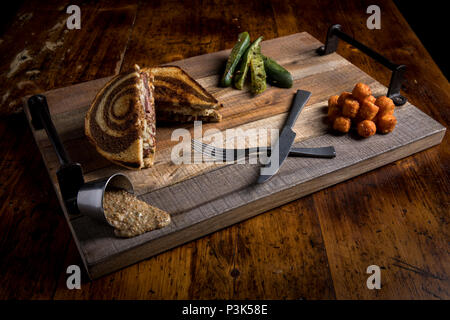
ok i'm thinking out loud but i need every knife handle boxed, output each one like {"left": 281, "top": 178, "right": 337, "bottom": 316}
{"left": 288, "top": 146, "right": 336, "bottom": 158}
{"left": 284, "top": 90, "right": 311, "bottom": 129}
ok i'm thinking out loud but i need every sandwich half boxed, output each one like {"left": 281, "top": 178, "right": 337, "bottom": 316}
{"left": 151, "top": 66, "right": 223, "bottom": 122}
{"left": 85, "top": 65, "right": 156, "bottom": 170}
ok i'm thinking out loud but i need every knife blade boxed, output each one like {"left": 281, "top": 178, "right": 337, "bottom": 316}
{"left": 257, "top": 90, "right": 311, "bottom": 183}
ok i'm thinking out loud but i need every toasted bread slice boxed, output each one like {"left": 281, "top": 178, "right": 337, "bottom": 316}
{"left": 85, "top": 65, "right": 156, "bottom": 170}
{"left": 151, "top": 66, "right": 223, "bottom": 122}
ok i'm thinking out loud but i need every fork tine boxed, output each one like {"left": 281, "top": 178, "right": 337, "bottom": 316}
{"left": 200, "top": 140, "right": 221, "bottom": 153}
{"left": 192, "top": 139, "right": 226, "bottom": 161}
{"left": 191, "top": 141, "right": 205, "bottom": 155}
{"left": 202, "top": 141, "right": 229, "bottom": 159}
{"left": 199, "top": 140, "right": 246, "bottom": 161}
{"left": 205, "top": 142, "right": 227, "bottom": 159}
{"left": 192, "top": 139, "right": 209, "bottom": 154}
{"left": 192, "top": 139, "right": 209, "bottom": 153}
{"left": 191, "top": 139, "right": 203, "bottom": 149}
{"left": 193, "top": 139, "right": 262, "bottom": 162}
{"left": 192, "top": 139, "right": 216, "bottom": 154}
{"left": 194, "top": 140, "right": 224, "bottom": 157}
{"left": 200, "top": 139, "right": 249, "bottom": 162}
{"left": 192, "top": 144, "right": 203, "bottom": 153}
{"left": 193, "top": 145, "right": 211, "bottom": 158}
{"left": 191, "top": 139, "right": 200, "bottom": 150}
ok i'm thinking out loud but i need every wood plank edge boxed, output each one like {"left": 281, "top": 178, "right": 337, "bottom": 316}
{"left": 87, "top": 128, "right": 446, "bottom": 279}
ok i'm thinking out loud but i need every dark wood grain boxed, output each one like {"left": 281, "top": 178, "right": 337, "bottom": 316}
{"left": 0, "top": 0, "right": 448, "bottom": 299}
{"left": 0, "top": 0, "right": 138, "bottom": 116}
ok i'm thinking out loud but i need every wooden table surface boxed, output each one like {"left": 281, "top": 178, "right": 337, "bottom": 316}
{"left": 0, "top": 0, "right": 448, "bottom": 300}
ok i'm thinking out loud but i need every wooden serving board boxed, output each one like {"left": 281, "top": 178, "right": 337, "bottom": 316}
{"left": 23, "top": 32, "right": 446, "bottom": 279}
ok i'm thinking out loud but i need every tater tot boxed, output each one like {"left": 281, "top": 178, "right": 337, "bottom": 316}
{"left": 377, "top": 114, "right": 397, "bottom": 133}
{"left": 342, "top": 98, "right": 360, "bottom": 118}
{"left": 375, "top": 96, "right": 395, "bottom": 116}
{"left": 337, "top": 91, "right": 352, "bottom": 107}
{"left": 352, "top": 83, "right": 372, "bottom": 102}
{"left": 357, "top": 120, "right": 376, "bottom": 138}
{"left": 358, "top": 100, "right": 379, "bottom": 120}
{"left": 328, "top": 95, "right": 339, "bottom": 108}
{"left": 328, "top": 104, "right": 341, "bottom": 122}
{"left": 362, "top": 95, "right": 376, "bottom": 104}
{"left": 333, "top": 116, "right": 351, "bottom": 133}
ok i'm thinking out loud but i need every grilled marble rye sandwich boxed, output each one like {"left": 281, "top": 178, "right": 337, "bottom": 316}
{"left": 85, "top": 65, "right": 156, "bottom": 170}
{"left": 86, "top": 65, "right": 223, "bottom": 170}
{"left": 152, "top": 66, "right": 223, "bottom": 122}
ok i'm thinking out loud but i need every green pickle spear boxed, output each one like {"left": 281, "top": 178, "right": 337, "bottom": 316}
{"left": 234, "top": 36, "right": 263, "bottom": 90}
{"left": 250, "top": 50, "right": 266, "bottom": 94}
{"left": 262, "top": 55, "right": 293, "bottom": 88}
{"left": 220, "top": 32, "right": 251, "bottom": 87}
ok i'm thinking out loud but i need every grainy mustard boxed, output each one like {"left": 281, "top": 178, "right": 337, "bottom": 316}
{"left": 103, "top": 189, "right": 171, "bottom": 238}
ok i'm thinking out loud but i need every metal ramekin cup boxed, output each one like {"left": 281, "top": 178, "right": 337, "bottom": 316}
{"left": 77, "top": 173, "right": 134, "bottom": 226}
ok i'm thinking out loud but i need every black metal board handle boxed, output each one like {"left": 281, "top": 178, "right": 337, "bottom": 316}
{"left": 28, "top": 95, "right": 72, "bottom": 165}
{"left": 28, "top": 95, "right": 84, "bottom": 214}
{"left": 316, "top": 24, "right": 407, "bottom": 106}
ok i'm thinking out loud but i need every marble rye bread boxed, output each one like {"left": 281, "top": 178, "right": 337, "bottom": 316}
{"left": 152, "top": 66, "right": 223, "bottom": 122}
{"left": 85, "top": 65, "right": 156, "bottom": 170}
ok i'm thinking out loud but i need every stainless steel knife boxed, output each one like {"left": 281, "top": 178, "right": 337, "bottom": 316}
{"left": 257, "top": 90, "right": 312, "bottom": 183}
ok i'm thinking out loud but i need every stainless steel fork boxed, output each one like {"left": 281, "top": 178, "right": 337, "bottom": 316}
{"left": 191, "top": 139, "right": 336, "bottom": 161}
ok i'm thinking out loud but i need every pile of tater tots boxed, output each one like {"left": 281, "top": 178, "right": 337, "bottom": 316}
{"left": 328, "top": 83, "right": 397, "bottom": 138}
